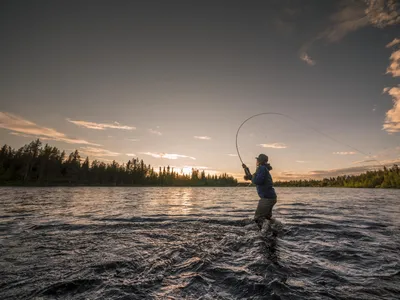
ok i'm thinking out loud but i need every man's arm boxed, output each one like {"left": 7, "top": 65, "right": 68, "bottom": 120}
{"left": 252, "top": 166, "right": 266, "bottom": 185}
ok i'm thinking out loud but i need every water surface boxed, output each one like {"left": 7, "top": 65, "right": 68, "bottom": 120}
{"left": 0, "top": 187, "right": 399, "bottom": 299}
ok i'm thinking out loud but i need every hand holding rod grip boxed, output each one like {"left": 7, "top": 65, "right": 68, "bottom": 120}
{"left": 242, "top": 164, "right": 252, "bottom": 179}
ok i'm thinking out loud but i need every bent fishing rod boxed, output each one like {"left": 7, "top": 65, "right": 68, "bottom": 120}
{"left": 236, "top": 112, "right": 384, "bottom": 176}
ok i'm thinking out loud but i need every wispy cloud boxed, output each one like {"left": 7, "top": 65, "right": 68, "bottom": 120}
{"left": 228, "top": 154, "right": 238, "bottom": 157}
{"left": 353, "top": 147, "right": 400, "bottom": 164}
{"left": 277, "top": 162, "right": 400, "bottom": 181}
{"left": 67, "top": 119, "right": 135, "bottom": 130}
{"left": 352, "top": 159, "right": 377, "bottom": 164}
{"left": 383, "top": 85, "right": 400, "bottom": 133}
{"left": 300, "top": 0, "right": 400, "bottom": 65}
{"left": 0, "top": 112, "right": 99, "bottom": 146}
{"left": 386, "top": 39, "right": 400, "bottom": 77}
{"left": 259, "top": 143, "right": 287, "bottom": 149}
{"left": 300, "top": 53, "right": 316, "bottom": 66}
{"left": 308, "top": 165, "right": 370, "bottom": 176}
{"left": 333, "top": 151, "right": 357, "bottom": 155}
{"left": 92, "top": 157, "right": 116, "bottom": 163}
{"left": 296, "top": 160, "right": 308, "bottom": 163}
{"left": 383, "top": 38, "right": 400, "bottom": 133}
{"left": 126, "top": 153, "right": 136, "bottom": 157}
{"left": 386, "top": 38, "right": 400, "bottom": 48}
{"left": 10, "top": 132, "right": 47, "bottom": 139}
{"left": 324, "top": 3, "right": 369, "bottom": 42}
{"left": 80, "top": 147, "right": 120, "bottom": 157}
{"left": 140, "top": 152, "right": 196, "bottom": 160}
{"left": 148, "top": 129, "right": 162, "bottom": 135}
{"left": 194, "top": 136, "right": 211, "bottom": 140}
{"left": 126, "top": 138, "right": 140, "bottom": 142}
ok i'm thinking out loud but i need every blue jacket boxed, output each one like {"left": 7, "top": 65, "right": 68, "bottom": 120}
{"left": 251, "top": 165, "right": 277, "bottom": 199}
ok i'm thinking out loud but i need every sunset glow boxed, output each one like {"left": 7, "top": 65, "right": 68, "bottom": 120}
{"left": 1, "top": 1, "right": 399, "bottom": 181}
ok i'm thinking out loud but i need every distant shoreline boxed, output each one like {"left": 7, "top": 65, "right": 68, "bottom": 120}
{"left": 1, "top": 140, "right": 399, "bottom": 189}
{"left": 0, "top": 139, "right": 238, "bottom": 187}
{"left": 0, "top": 183, "right": 398, "bottom": 189}
{"left": 0, "top": 182, "right": 237, "bottom": 187}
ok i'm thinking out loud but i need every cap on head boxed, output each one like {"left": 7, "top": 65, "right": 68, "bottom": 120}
{"left": 255, "top": 153, "right": 268, "bottom": 163}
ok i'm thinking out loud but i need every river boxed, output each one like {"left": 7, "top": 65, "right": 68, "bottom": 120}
{"left": 0, "top": 187, "right": 399, "bottom": 299}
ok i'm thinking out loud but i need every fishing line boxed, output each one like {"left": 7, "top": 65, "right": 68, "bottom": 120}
{"left": 235, "top": 112, "right": 384, "bottom": 167}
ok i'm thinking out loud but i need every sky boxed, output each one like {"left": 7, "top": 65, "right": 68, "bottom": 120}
{"left": 0, "top": 0, "right": 399, "bottom": 181}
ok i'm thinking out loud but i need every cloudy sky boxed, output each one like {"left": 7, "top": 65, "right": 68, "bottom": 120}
{"left": 1, "top": 0, "right": 399, "bottom": 181}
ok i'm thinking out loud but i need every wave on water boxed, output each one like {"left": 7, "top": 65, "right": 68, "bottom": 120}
{"left": 0, "top": 187, "right": 399, "bottom": 299}
{"left": 2, "top": 217, "right": 289, "bottom": 299}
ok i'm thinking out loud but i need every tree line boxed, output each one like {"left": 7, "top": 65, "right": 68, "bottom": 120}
{"left": 274, "top": 165, "right": 400, "bottom": 188}
{"left": 0, "top": 140, "right": 238, "bottom": 186}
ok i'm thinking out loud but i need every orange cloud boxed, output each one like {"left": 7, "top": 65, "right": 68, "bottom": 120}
{"left": 80, "top": 147, "right": 120, "bottom": 157}
{"left": 67, "top": 119, "right": 135, "bottom": 130}
{"left": 333, "top": 151, "right": 357, "bottom": 155}
{"left": 366, "top": 0, "right": 400, "bottom": 28}
{"left": 383, "top": 86, "right": 400, "bottom": 133}
{"left": 386, "top": 44, "right": 400, "bottom": 77}
{"left": 148, "top": 129, "right": 162, "bottom": 135}
{"left": 140, "top": 152, "right": 196, "bottom": 160}
{"left": 0, "top": 112, "right": 99, "bottom": 146}
{"left": 386, "top": 38, "right": 400, "bottom": 48}
{"left": 259, "top": 143, "right": 287, "bottom": 149}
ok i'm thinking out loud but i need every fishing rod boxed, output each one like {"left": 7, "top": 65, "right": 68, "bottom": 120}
{"left": 236, "top": 112, "right": 384, "bottom": 174}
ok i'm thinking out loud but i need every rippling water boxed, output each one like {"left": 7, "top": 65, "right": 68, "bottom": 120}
{"left": 0, "top": 187, "right": 399, "bottom": 299}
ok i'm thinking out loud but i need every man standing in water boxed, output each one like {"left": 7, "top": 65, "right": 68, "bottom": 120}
{"left": 242, "top": 154, "right": 277, "bottom": 231}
